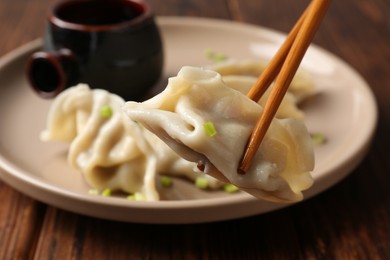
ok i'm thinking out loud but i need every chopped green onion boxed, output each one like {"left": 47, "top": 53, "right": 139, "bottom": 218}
{"left": 203, "top": 121, "right": 217, "bottom": 137}
{"left": 102, "top": 188, "right": 111, "bottom": 197}
{"left": 311, "top": 133, "right": 327, "bottom": 145}
{"left": 127, "top": 192, "right": 145, "bottom": 201}
{"left": 195, "top": 177, "right": 209, "bottom": 190}
{"left": 100, "top": 105, "right": 113, "bottom": 118}
{"left": 213, "top": 53, "right": 226, "bottom": 62}
{"left": 223, "top": 184, "right": 239, "bottom": 193}
{"left": 160, "top": 176, "right": 173, "bottom": 187}
{"left": 88, "top": 189, "right": 99, "bottom": 195}
{"left": 205, "top": 49, "right": 227, "bottom": 62}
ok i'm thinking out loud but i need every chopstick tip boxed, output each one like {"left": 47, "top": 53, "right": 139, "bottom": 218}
{"left": 238, "top": 149, "right": 251, "bottom": 175}
{"left": 237, "top": 166, "right": 247, "bottom": 175}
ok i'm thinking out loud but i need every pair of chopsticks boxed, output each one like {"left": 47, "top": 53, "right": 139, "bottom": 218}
{"left": 238, "top": 0, "right": 331, "bottom": 174}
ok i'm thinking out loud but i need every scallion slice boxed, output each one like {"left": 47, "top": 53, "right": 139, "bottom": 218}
{"left": 223, "top": 184, "right": 239, "bottom": 193}
{"left": 100, "top": 105, "right": 113, "bottom": 118}
{"left": 203, "top": 121, "right": 217, "bottom": 137}
{"left": 127, "top": 192, "right": 145, "bottom": 201}
{"left": 195, "top": 177, "right": 209, "bottom": 189}
{"left": 102, "top": 188, "right": 111, "bottom": 197}
{"left": 160, "top": 176, "right": 173, "bottom": 187}
{"left": 205, "top": 49, "right": 227, "bottom": 62}
{"left": 311, "top": 133, "right": 327, "bottom": 145}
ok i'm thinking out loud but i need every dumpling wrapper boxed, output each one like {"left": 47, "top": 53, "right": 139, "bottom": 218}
{"left": 209, "top": 59, "right": 315, "bottom": 103}
{"left": 41, "top": 84, "right": 159, "bottom": 201}
{"left": 221, "top": 75, "right": 305, "bottom": 120}
{"left": 40, "top": 84, "right": 224, "bottom": 200}
{"left": 144, "top": 131, "right": 224, "bottom": 189}
{"left": 125, "top": 66, "right": 314, "bottom": 202}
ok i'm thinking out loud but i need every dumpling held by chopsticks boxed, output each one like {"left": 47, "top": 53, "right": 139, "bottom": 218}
{"left": 124, "top": 66, "right": 314, "bottom": 203}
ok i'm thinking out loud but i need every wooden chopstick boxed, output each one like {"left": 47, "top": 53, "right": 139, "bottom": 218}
{"left": 246, "top": 2, "right": 313, "bottom": 102}
{"left": 238, "top": 0, "right": 331, "bottom": 174}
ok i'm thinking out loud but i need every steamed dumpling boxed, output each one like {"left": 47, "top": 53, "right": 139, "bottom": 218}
{"left": 210, "top": 59, "right": 315, "bottom": 103}
{"left": 40, "top": 84, "right": 224, "bottom": 199}
{"left": 222, "top": 75, "right": 305, "bottom": 120}
{"left": 41, "top": 84, "right": 159, "bottom": 201}
{"left": 125, "top": 66, "right": 314, "bottom": 202}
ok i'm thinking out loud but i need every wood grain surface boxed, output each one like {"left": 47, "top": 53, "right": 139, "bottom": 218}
{"left": 0, "top": 0, "right": 389, "bottom": 259}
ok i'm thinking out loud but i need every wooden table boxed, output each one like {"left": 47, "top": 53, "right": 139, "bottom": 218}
{"left": 1, "top": 0, "right": 389, "bottom": 258}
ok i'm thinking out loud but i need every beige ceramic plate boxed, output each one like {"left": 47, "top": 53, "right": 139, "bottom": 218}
{"left": 0, "top": 17, "right": 377, "bottom": 224}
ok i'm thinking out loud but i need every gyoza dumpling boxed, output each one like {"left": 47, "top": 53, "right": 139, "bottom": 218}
{"left": 41, "top": 84, "right": 224, "bottom": 200}
{"left": 209, "top": 59, "right": 315, "bottom": 102}
{"left": 125, "top": 66, "right": 314, "bottom": 202}
{"left": 221, "top": 75, "right": 305, "bottom": 120}
{"left": 41, "top": 84, "right": 159, "bottom": 201}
